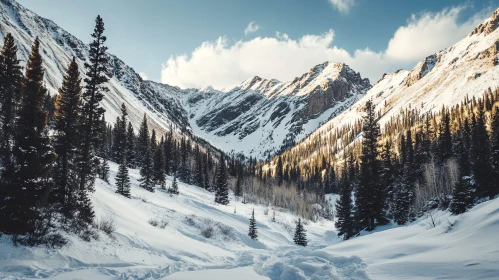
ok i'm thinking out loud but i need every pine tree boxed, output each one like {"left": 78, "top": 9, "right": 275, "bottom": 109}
{"left": 0, "top": 38, "right": 57, "bottom": 244}
{"left": 276, "top": 156, "right": 283, "bottom": 185}
{"left": 112, "top": 104, "right": 128, "bottom": 164}
{"left": 79, "top": 16, "right": 109, "bottom": 192}
{"left": 356, "top": 100, "right": 386, "bottom": 231}
{"left": 193, "top": 145, "right": 204, "bottom": 187}
{"left": 126, "top": 122, "right": 135, "bottom": 168}
{"left": 234, "top": 163, "right": 243, "bottom": 197}
{"left": 52, "top": 57, "right": 84, "bottom": 218}
{"left": 214, "top": 154, "right": 229, "bottom": 205}
{"left": 470, "top": 108, "right": 493, "bottom": 198}
{"left": 437, "top": 109, "right": 453, "bottom": 163}
{"left": 179, "top": 138, "right": 190, "bottom": 183}
{"left": 168, "top": 175, "right": 179, "bottom": 195}
{"left": 115, "top": 157, "right": 131, "bottom": 198}
{"left": 0, "top": 33, "right": 22, "bottom": 168}
{"left": 248, "top": 209, "right": 258, "bottom": 240}
{"left": 153, "top": 136, "right": 166, "bottom": 187}
{"left": 139, "top": 143, "right": 155, "bottom": 192}
{"left": 490, "top": 107, "right": 499, "bottom": 197}
{"left": 335, "top": 162, "right": 354, "bottom": 240}
{"left": 99, "top": 156, "right": 110, "bottom": 183}
{"left": 450, "top": 176, "right": 474, "bottom": 215}
{"left": 136, "top": 114, "right": 149, "bottom": 167}
{"left": 293, "top": 218, "right": 307, "bottom": 246}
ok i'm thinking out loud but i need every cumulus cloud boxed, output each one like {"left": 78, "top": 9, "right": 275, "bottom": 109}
{"left": 244, "top": 21, "right": 260, "bottom": 36}
{"left": 329, "top": 0, "right": 355, "bottom": 14}
{"left": 139, "top": 72, "right": 148, "bottom": 80}
{"left": 161, "top": 6, "right": 489, "bottom": 89}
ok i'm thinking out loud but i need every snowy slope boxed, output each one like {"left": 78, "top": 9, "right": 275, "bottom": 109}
{"left": 0, "top": 0, "right": 191, "bottom": 137}
{"left": 1, "top": 161, "right": 498, "bottom": 279}
{"left": 184, "top": 62, "right": 370, "bottom": 159}
{"left": 287, "top": 8, "right": 499, "bottom": 162}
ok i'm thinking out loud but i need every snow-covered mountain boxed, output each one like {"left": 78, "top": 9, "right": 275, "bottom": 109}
{"left": 0, "top": 0, "right": 371, "bottom": 160}
{"left": 0, "top": 0, "right": 191, "bottom": 139}
{"left": 285, "top": 8, "right": 499, "bottom": 163}
{"left": 183, "top": 62, "right": 370, "bottom": 159}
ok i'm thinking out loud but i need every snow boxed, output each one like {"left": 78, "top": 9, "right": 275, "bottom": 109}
{"left": 1, "top": 161, "right": 499, "bottom": 279}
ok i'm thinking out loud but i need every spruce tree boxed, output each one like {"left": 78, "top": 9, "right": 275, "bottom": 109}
{"left": 168, "top": 175, "right": 179, "bottom": 195}
{"left": 52, "top": 57, "right": 84, "bottom": 218}
{"left": 335, "top": 156, "right": 354, "bottom": 240}
{"left": 0, "top": 38, "right": 57, "bottom": 244}
{"left": 99, "top": 156, "right": 110, "bottom": 183}
{"left": 276, "top": 156, "right": 283, "bottom": 185}
{"left": 437, "top": 109, "right": 452, "bottom": 163}
{"left": 248, "top": 209, "right": 258, "bottom": 240}
{"left": 139, "top": 142, "right": 155, "bottom": 192}
{"left": 136, "top": 114, "right": 149, "bottom": 167}
{"left": 112, "top": 104, "right": 128, "bottom": 164}
{"left": 490, "top": 107, "right": 499, "bottom": 197}
{"left": 470, "top": 108, "right": 493, "bottom": 198}
{"left": 126, "top": 122, "right": 135, "bottom": 168}
{"left": 0, "top": 33, "right": 22, "bottom": 168}
{"left": 293, "top": 218, "right": 307, "bottom": 246}
{"left": 214, "top": 154, "right": 229, "bottom": 205}
{"left": 356, "top": 100, "right": 386, "bottom": 231}
{"left": 153, "top": 136, "right": 166, "bottom": 187}
{"left": 79, "top": 15, "right": 109, "bottom": 192}
{"left": 234, "top": 164, "right": 243, "bottom": 197}
{"left": 115, "top": 157, "right": 131, "bottom": 198}
{"left": 450, "top": 176, "right": 474, "bottom": 215}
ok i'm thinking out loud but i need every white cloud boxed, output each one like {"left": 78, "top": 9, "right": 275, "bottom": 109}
{"left": 385, "top": 6, "right": 486, "bottom": 62}
{"left": 139, "top": 72, "right": 148, "bottom": 80}
{"left": 161, "top": 6, "right": 489, "bottom": 89}
{"left": 329, "top": 0, "right": 355, "bottom": 14}
{"left": 244, "top": 21, "right": 260, "bottom": 36}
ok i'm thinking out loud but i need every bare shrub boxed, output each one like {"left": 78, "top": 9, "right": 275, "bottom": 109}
{"left": 99, "top": 215, "right": 118, "bottom": 235}
{"left": 201, "top": 226, "right": 214, "bottom": 238}
{"left": 159, "top": 220, "right": 168, "bottom": 229}
{"left": 148, "top": 219, "right": 159, "bottom": 227}
{"left": 184, "top": 215, "right": 197, "bottom": 227}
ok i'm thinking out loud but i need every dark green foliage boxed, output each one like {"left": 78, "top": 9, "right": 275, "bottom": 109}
{"left": 293, "top": 218, "right": 307, "bottom": 246}
{"left": 450, "top": 176, "right": 475, "bottom": 215}
{"left": 136, "top": 114, "right": 150, "bottom": 167}
{"left": 470, "top": 107, "right": 493, "bottom": 198}
{"left": 168, "top": 175, "right": 179, "bottom": 195}
{"left": 79, "top": 15, "right": 109, "bottom": 192}
{"left": 214, "top": 154, "right": 229, "bottom": 205}
{"left": 335, "top": 156, "right": 354, "bottom": 240}
{"left": 248, "top": 209, "right": 258, "bottom": 240}
{"left": 153, "top": 136, "right": 166, "bottom": 187}
{"left": 490, "top": 107, "right": 499, "bottom": 197}
{"left": 52, "top": 57, "right": 84, "bottom": 219}
{"left": 356, "top": 100, "right": 387, "bottom": 231}
{"left": 0, "top": 38, "right": 57, "bottom": 245}
{"left": 0, "top": 33, "right": 22, "bottom": 168}
{"left": 115, "top": 157, "right": 131, "bottom": 198}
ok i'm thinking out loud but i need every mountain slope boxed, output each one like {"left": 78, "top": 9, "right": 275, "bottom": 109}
{"left": 184, "top": 62, "right": 370, "bottom": 159}
{"left": 284, "top": 8, "right": 499, "bottom": 164}
{"left": 0, "top": 0, "right": 190, "bottom": 137}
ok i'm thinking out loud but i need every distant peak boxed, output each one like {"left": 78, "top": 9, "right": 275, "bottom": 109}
{"left": 470, "top": 8, "right": 499, "bottom": 37}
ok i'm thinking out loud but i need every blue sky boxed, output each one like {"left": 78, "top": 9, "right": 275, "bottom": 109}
{"left": 17, "top": 0, "right": 495, "bottom": 88}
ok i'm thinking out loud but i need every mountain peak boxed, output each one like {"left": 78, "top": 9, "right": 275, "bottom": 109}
{"left": 470, "top": 8, "right": 499, "bottom": 37}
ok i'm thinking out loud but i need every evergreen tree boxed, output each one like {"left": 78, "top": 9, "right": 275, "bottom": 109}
{"left": 153, "top": 136, "right": 166, "bottom": 187}
{"left": 490, "top": 107, "right": 499, "bottom": 197}
{"left": 136, "top": 114, "right": 149, "bottom": 167}
{"left": 437, "top": 109, "right": 452, "bottom": 163}
{"left": 234, "top": 163, "right": 243, "bottom": 197}
{"left": 115, "top": 157, "right": 131, "bottom": 198}
{"left": 0, "top": 33, "right": 22, "bottom": 168}
{"left": 168, "top": 175, "right": 179, "bottom": 195}
{"left": 335, "top": 157, "right": 354, "bottom": 240}
{"left": 293, "top": 218, "right": 307, "bottom": 246}
{"left": 126, "top": 122, "right": 135, "bottom": 168}
{"left": 179, "top": 138, "right": 190, "bottom": 183}
{"left": 356, "top": 100, "right": 386, "bottom": 231}
{"left": 470, "top": 108, "right": 493, "bottom": 198}
{"left": 99, "top": 156, "right": 110, "bottom": 183}
{"left": 450, "top": 176, "right": 474, "bottom": 215}
{"left": 214, "top": 154, "right": 229, "bottom": 205}
{"left": 0, "top": 38, "right": 57, "bottom": 244}
{"left": 248, "top": 209, "right": 258, "bottom": 240}
{"left": 139, "top": 143, "right": 155, "bottom": 192}
{"left": 276, "top": 156, "right": 283, "bottom": 185}
{"left": 79, "top": 15, "right": 109, "bottom": 192}
{"left": 52, "top": 57, "right": 84, "bottom": 218}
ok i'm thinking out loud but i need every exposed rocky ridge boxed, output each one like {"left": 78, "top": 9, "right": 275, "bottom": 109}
{"left": 285, "top": 8, "right": 499, "bottom": 166}
{"left": 183, "top": 62, "right": 371, "bottom": 159}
